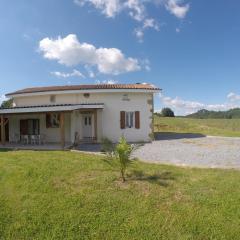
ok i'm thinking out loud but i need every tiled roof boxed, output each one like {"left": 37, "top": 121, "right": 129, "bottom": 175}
{"left": 6, "top": 83, "right": 161, "bottom": 96}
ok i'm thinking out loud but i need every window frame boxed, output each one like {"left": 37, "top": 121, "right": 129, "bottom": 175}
{"left": 46, "top": 113, "right": 60, "bottom": 128}
{"left": 125, "top": 111, "right": 135, "bottom": 128}
{"left": 50, "top": 95, "right": 56, "bottom": 103}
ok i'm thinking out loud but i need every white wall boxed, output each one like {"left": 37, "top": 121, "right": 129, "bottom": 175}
{"left": 8, "top": 113, "right": 71, "bottom": 143}
{"left": 12, "top": 92, "right": 154, "bottom": 142}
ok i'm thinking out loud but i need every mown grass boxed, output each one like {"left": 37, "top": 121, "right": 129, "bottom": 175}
{"left": 0, "top": 150, "right": 240, "bottom": 239}
{"left": 154, "top": 117, "right": 240, "bottom": 137}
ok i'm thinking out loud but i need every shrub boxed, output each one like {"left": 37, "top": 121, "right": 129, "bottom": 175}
{"left": 114, "top": 137, "right": 135, "bottom": 182}
{"left": 161, "top": 108, "right": 175, "bottom": 117}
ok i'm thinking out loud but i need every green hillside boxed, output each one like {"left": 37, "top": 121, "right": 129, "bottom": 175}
{"left": 186, "top": 108, "right": 240, "bottom": 119}
{"left": 154, "top": 116, "right": 240, "bottom": 137}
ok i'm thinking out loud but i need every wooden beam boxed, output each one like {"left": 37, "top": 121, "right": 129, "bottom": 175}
{"left": 94, "top": 110, "right": 97, "bottom": 142}
{"left": 1, "top": 115, "right": 5, "bottom": 145}
{"left": 60, "top": 112, "right": 65, "bottom": 149}
{"left": 4, "top": 118, "right": 9, "bottom": 126}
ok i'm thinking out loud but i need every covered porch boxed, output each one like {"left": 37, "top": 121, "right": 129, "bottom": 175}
{"left": 0, "top": 103, "right": 104, "bottom": 149}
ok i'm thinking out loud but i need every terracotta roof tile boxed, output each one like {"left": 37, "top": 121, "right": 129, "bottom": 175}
{"left": 6, "top": 83, "right": 161, "bottom": 96}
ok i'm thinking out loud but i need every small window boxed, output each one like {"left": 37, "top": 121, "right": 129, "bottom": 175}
{"left": 84, "top": 116, "right": 92, "bottom": 126}
{"left": 50, "top": 95, "right": 56, "bottom": 103}
{"left": 125, "top": 112, "right": 134, "bottom": 128}
{"left": 46, "top": 113, "right": 60, "bottom": 128}
{"left": 122, "top": 94, "right": 130, "bottom": 101}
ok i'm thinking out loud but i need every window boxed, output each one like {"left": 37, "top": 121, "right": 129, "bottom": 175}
{"left": 46, "top": 113, "right": 60, "bottom": 128}
{"left": 84, "top": 116, "right": 92, "bottom": 126}
{"left": 120, "top": 111, "right": 140, "bottom": 129}
{"left": 20, "top": 119, "right": 40, "bottom": 135}
{"left": 50, "top": 95, "right": 56, "bottom": 103}
{"left": 126, "top": 112, "right": 134, "bottom": 128}
{"left": 122, "top": 94, "right": 130, "bottom": 101}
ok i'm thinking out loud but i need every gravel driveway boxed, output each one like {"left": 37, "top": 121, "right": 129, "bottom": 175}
{"left": 133, "top": 133, "right": 240, "bottom": 169}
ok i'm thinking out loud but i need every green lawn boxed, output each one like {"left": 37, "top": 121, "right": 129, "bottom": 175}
{"left": 0, "top": 151, "right": 240, "bottom": 239}
{"left": 154, "top": 117, "right": 240, "bottom": 137}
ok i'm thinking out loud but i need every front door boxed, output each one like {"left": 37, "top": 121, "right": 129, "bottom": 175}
{"left": 82, "top": 114, "right": 92, "bottom": 139}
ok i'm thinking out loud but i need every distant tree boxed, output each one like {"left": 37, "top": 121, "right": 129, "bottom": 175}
{"left": 161, "top": 108, "right": 175, "bottom": 117}
{"left": 154, "top": 112, "right": 162, "bottom": 117}
{"left": 1, "top": 98, "right": 13, "bottom": 108}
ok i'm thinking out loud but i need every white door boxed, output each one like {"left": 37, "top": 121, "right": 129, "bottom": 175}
{"left": 82, "top": 114, "right": 93, "bottom": 138}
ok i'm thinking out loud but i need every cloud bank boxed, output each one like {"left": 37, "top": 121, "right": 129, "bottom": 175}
{"left": 159, "top": 92, "right": 240, "bottom": 115}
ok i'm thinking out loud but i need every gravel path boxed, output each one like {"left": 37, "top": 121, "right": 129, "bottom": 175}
{"left": 133, "top": 133, "right": 240, "bottom": 169}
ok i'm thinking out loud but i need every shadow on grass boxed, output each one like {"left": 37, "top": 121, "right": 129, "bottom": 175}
{"left": 127, "top": 170, "right": 175, "bottom": 187}
{"left": 0, "top": 148, "right": 13, "bottom": 152}
{"left": 154, "top": 132, "right": 206, "bottom": 141}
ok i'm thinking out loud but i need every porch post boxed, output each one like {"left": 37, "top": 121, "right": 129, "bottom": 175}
{"left": 60, "top": 112, "right": 65, "bottom": 149}
{"left": 0, "top": 115, "right": 5, "bottom": 145}
{"left": 94, "top": 110, "right": 97, "bottom": 142}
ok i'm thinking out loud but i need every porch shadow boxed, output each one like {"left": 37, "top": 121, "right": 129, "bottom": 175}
{"left": 74, "top": 143, "right": 102, "bottom": 153}
{"left": 127, "top": 170, "right": 175, "bottom": 187}
{"left": 154, "top": 132, "right": 206, "bottom": 141}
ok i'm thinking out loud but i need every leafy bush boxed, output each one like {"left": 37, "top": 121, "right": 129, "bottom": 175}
{"left": 114, "top": 137, "right": 135, "bottom": 182}
{"left": 161, "top": 108, "right": 175, "bottom": 117}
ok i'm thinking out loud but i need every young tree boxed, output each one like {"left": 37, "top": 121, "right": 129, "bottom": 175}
{"left": 115, "top": 137, "right": 135, "bottom": 182}
{"left": 1, "top": 98, "right": 13, "bottom": 108}
{"left": 161, "top": 108, "right": 175, "bottom": 117}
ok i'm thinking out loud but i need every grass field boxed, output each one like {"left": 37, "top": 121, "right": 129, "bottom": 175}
{"left": 154, "top": 117, "right": 240, "bottom": 137}
{"left": 0, "top": 150, "right": 240, "bottom": 239}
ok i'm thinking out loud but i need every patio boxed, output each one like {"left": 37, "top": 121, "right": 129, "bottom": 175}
{"left": 0, "top": 142, "right": 72, "bottom": 150}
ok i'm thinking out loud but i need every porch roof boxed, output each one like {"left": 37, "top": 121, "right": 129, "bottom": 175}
{"left": 0, "top": 103, "right": 104, "bottom": 114}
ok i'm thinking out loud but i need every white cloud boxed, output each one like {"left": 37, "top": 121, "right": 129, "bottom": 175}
{"left": 39, "top": 34, "right": 140, "bottom": 75}
{"left": 74, "top": 0, "right": 189, "bottom": 41}
{"left": 75, "top": 0, "right": 145, "bottom": 20}
{"left": 123, "top": 0, "right": 145, "bottom": 21}
{"left": 84, "top": 65, "right": 96, "bottom": 78}
{"left": 227, "top": 92, "right": 240, "bottom": 102}
{"left": 176, "top": 27, "right": 180, "bottom": 33}
{"left": 74, "top": 0, "right": 121, "bottom": 18}
{"left": 0, "top": 95, "right": 7, "bottom": 104}
{"left": 134, "top": 28, "right": 144, "bottom": 42}
{"left": 51, "top": 69, "right": 85, "bottom": 78}
{"left": 160, "top": 93, "right": 240, "bottom": 115}
{"left": 165, "top": 0, "right": 190, "bottom": 19}
{"left": 95, "top": 79, "right": 118, "bottom": 84}
{"left": 134, "top": 18, "right": 160, "bottom": 41}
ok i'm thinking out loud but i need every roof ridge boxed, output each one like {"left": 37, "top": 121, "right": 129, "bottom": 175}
{"left": 6, "top": 83, "right": 161, "bottom": 96}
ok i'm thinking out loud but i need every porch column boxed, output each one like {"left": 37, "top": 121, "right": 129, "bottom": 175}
{"left": 0, "top": 115, "right": 5, "bottom": 145}
{"left": 94, "top": 110, "right": 97, "bottom": 142}
{"left": 60, "top": 112, "right": 65, "bottom": 149}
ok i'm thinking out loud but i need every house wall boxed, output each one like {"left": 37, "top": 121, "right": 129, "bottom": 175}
{"left": 12, "top": 92, "right": 154, "bottom": 142}
{"left": 8, "top": 113, "right": 71, "bottom": 143}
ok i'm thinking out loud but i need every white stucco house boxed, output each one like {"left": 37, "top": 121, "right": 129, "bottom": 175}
{"left": 0, "top": 83, "right": 160, "bottom": 148}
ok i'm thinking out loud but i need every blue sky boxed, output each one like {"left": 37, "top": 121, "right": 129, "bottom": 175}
{"left": 1, "top": 0, "right": 240, "bottom": 115}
